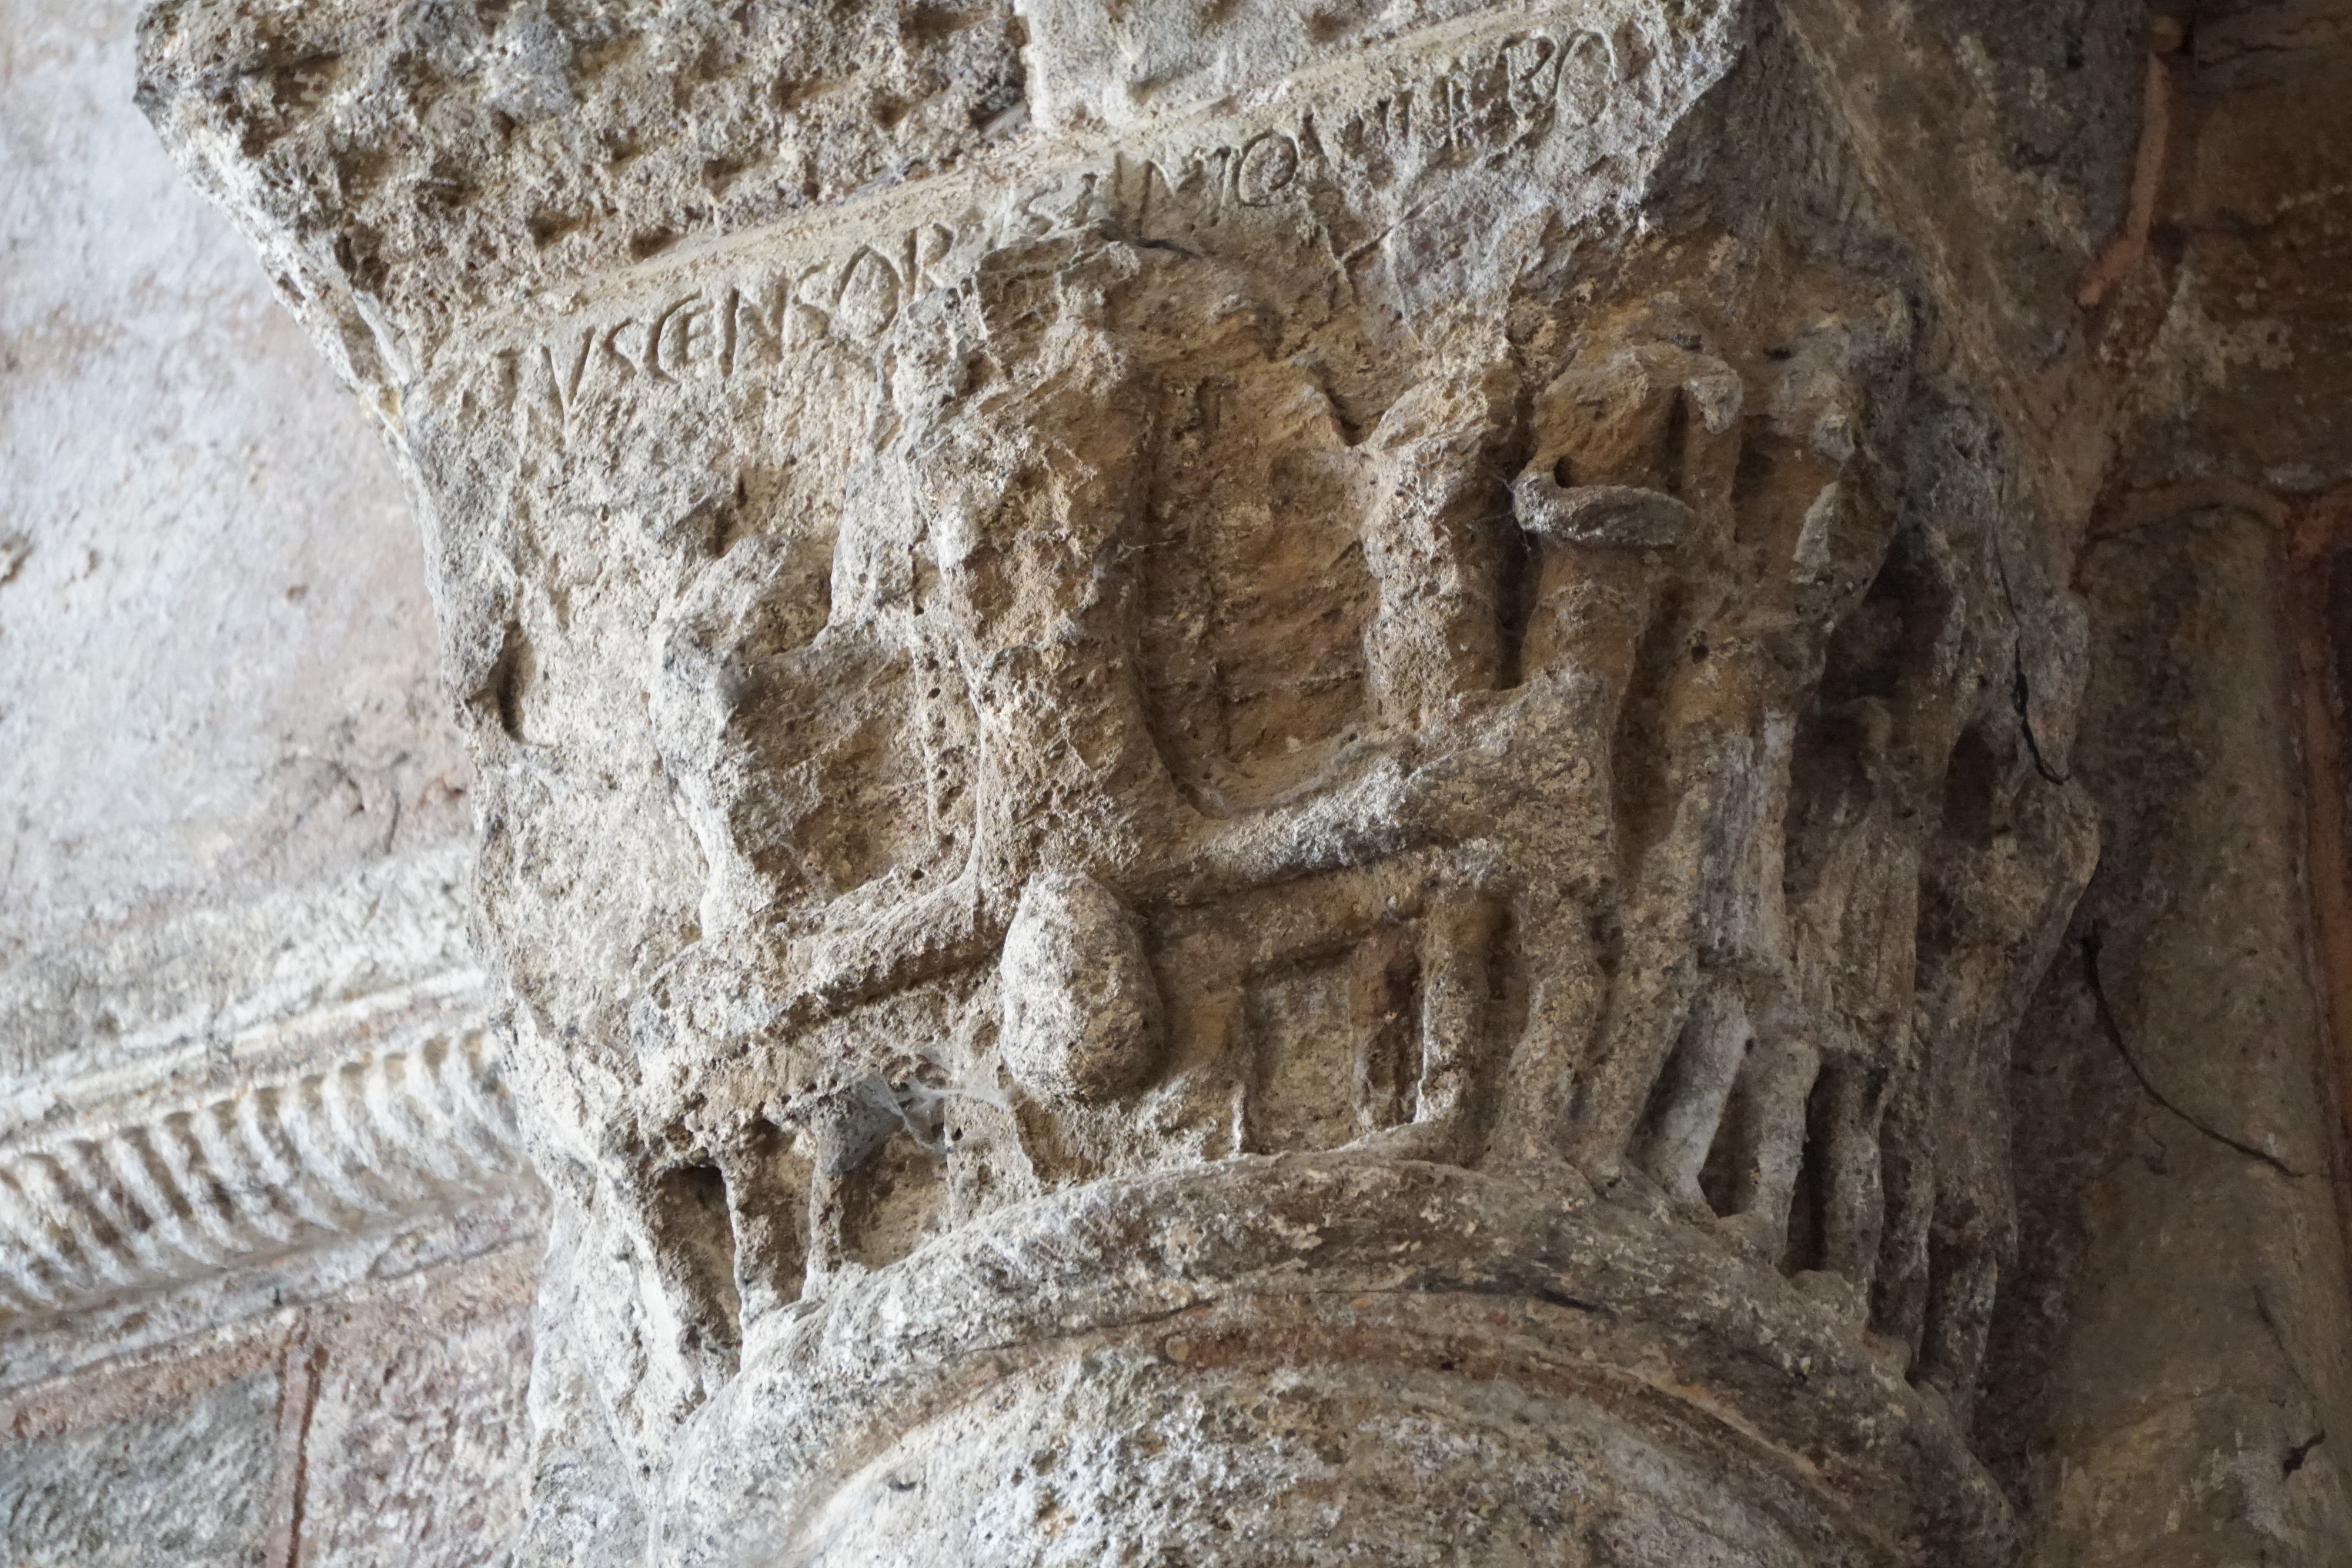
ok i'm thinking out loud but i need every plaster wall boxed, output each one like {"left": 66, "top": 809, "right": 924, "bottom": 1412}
{"left": 0, "top": 3, "right": 536, "bottom": 1558}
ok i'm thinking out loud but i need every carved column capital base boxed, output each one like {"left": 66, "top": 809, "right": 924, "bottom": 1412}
{"left": 667, "top": 1155, "right": 2006, "bottom": 1568}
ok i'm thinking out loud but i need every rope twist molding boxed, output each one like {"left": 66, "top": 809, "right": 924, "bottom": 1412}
{"left": 0, "top": 1032, "right": 526, "bottom": 1319}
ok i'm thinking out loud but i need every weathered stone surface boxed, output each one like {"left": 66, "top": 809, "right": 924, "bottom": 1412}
{"left": 0, "top": 1369, "right": 278, "bottom": 1567}
{"left": 82, "top": 0, "right": 2352, "bottom": 1561}
{"left": 0, "top": 1019, "right": 524, "bottom": 1320}
{"left": 667, "top": 1155, "right": 2012, "bottom": 1566}
{"left": 300, "top": 1289, "right": 536, "bottom": 1567}
{"left": 0, "top": 1, "right": 536, "bottom": 1557}
{"left": 130, "top": 1, "right": 2110, "bottom": 1559}
{"left": 997, "top": 871, "right": 1165, "bottom": 1104}
{"left": 1961, "top": 8, "right": 2352, "bottom": 1559}
{"left": 1984, "top": 509, "right": 2352, "bottom": 1566}
{"left": 134, "top": 0, "right": 1028, "bottom": 393}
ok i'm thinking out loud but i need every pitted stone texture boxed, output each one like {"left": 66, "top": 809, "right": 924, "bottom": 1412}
{"left": 657, "top": 1157, "right": 2013, "bottom": 1566}
{"left": 136, "top": 0, "right": 1029, "bottom": 393}
{"left": 136, "top": 2, "right": 2163, "bottom": 1563}
{"left": 0, "top": 1372, "right": 278, "bottom": 1568}
{"left": 300, "top": 1303, "right": 536, "bottom": 1567}
{"left": 1018, "top": 0, "right": 1644, "bottom": 132}
{"left": 998, "top": 871, "right": 1165, "bottom": 1104}
{"left": 800, "top": 1358, "right": 1821, "bottom": 1567}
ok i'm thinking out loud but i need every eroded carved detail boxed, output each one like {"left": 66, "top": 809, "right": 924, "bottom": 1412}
{"left": 546, "top": 230, "right": 2092, "bottom": 1558}
{"left": 0, "top": 1031, "right": 524, "bottom": 1318}
{"left": 138, "top": 0, "right": 2105, "bottom": 1562}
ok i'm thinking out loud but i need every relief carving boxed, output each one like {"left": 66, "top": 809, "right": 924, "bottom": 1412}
{"left": 569, "top": 223, "right": 2090, "bottom": 1561}
{"left": 0, "top": 1028, "right": 523, "bottom": 1319}
{"left": 136, "top": 1, "right": 2117, "bottom": 1562}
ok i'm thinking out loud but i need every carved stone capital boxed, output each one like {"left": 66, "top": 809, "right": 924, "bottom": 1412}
{"left": 142, "top": 2, "right": 2109, "bottom": 1561}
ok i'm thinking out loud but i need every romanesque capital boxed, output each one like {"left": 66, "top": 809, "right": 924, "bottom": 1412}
{"left": 139, "top": 2, "right": 2130, "bottom": 1561}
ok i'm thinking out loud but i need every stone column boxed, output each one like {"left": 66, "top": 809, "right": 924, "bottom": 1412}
{"left": 137, "top": 4, "right": 2133, "bottom": 1562}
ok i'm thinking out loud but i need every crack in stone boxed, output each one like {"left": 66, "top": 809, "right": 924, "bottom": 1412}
{"left": 2083, "top": 925, "right": 2306, "bottom": 1179}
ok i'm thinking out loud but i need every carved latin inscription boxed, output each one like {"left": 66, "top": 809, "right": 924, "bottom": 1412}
{"left": 448, "top": 9, "right": 1666, "bottom": 438}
